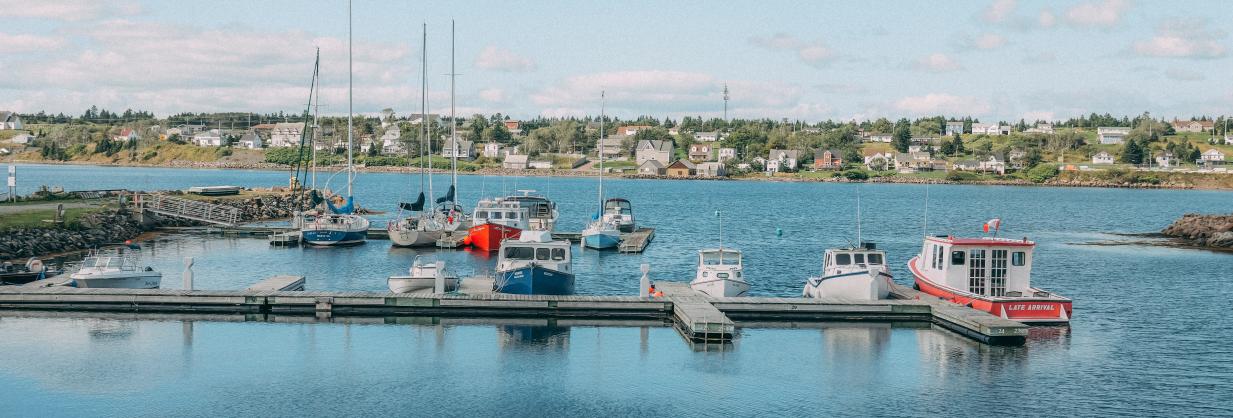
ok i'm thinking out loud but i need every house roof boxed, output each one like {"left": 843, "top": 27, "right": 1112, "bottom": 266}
{"left": 1094, "top": 151, "right": 1112, "bottom": 157}
{"left": 817, "top": 148, "right": 844, "bottom": 159}
{"left": 0, "top": 111, "right": 13, "bottom": 122}
{"left": 668, "top": 159, "right": 696, "bottom": 169}
{"left": 638, "top": 159, "right": 666, "bottom": 169}
{"left": 769, "top": 149, "right": 798, "bottom": 160}
{"left": 637, "top": 139, "right": 672, "bottom": 152}
{"left": 240, "top": 132, "right": 261, "bottom": 142}
{"left": 1203, "top": 149, "right": 1225, "bottom": 155}
{"left": 505, "top": 154, "right": 528, "bottom": 163}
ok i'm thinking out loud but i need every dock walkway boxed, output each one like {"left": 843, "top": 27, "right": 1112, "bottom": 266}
{"left": 0, "top": 280, "right": 1029, "bottom": 346}
{"left": 618, "top": 228, "right": 655, "bottom": 253}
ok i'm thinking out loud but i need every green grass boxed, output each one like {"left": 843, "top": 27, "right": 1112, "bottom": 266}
{"left": 0, "top": 198, "right": 89, "bottom": 207}
{"left": 0, "top": 207, "right": 99, "bottom": 230}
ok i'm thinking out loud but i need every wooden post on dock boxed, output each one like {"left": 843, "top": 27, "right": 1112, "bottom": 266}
{"left": 434, "top": 261, "right": 446, "bottom": 294}
{"left": 182, "top": 257, "right": 194, "bottom": 290}
{"left": 639, "top": 263, "right": 650, "bottom": 297}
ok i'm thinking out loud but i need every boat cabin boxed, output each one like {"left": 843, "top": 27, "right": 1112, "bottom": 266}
{"left": 917, "top": 236, "right": 1036, "bottom": 297}
{"left": 602, "top": 198, "right": 635, "bottom": 232}
{"left": 696, "top": 248, "right": 742, "bottom": 278}
{"left": 823, "top": 245, "right": 886, "bottom": 274}
{"left": 506, "top": 190, "right": 556, "bottom": 220}
{"left": 498, "top": 231, "right": 572, "bottom": 273}
{"left": 472, "top": 199, "right": 530, "bottom": 229}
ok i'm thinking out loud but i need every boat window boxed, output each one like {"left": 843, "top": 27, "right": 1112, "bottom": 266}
{"left": 717, "top": 273, "right": 729, "bottom": 279}
{"left": 868, "top": 253, "right": 883, "bottom": 265}
{"left": 491, "top": 212, "right": 503, "bottom": 219}
{"left": 536, "top": 248, "right": 550, "bottom": 260}
{"left": 835, "top": 253, "right": 851, "bottom": 265}
{"left": 1012, "top": 251, "right": 1025, "bottom": 266}
{"left": 503, "top": 246, "right": 534, "bottom": 260}
{"left": 951, "top": 251, "right": 965, "bottom": 265}
{"left": 702, "top": 251, "right": 740, "bottom": 265}
{"left": 508, "top": 212, "right": 518, "bottom": 219}
{"left": 702, "top": 272, "right": 708, "bottom": 277}
{"left": 475, "top": 211, "right": 487, "bottom": 219}
{"left": 736, "top": 271, "right": 742, "bottom": 278}
{"left": 551, "top": 248, "right": 566, "bottom": 261}
{"left": 854, "top": 253, "right": 866, "bottom": 264}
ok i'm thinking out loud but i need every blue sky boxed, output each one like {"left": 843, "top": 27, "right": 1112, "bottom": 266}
{"left": 0, "top": 0, "right": 1229, "bottom": 122}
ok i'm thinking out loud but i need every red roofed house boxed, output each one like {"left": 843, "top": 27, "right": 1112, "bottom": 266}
{"left": 813, "top": 149, "right": 844, "bottom": 170}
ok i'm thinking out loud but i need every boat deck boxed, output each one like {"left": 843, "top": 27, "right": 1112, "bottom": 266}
{"left": 0, "top": 278, "right": 1028, "bottom": 345}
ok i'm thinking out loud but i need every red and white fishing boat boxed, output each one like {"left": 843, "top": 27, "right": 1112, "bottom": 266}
{"left": 463, "top": 198, "right": 529, "bottom": 252}
{"left": 907, "top": 219, "right": 1072, "bottom": 324}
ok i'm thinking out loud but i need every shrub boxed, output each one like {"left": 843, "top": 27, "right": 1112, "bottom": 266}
{"left": 841, "top": 169, "right": 869, "bottom": 180}
{"left": 1024, "top": 164, "right": 1059, "bottom": 183}
{"left": 946, "top": 171, "right": 978, "bottom": 182}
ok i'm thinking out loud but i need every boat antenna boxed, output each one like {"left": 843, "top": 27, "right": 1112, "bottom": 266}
{"left": 856, "top": 187, "right": 862, "bottom": 246}
{"left": 311, "top": 50, "right": 321, "bottom": 192}
{"left": 597, "top": 90, "right": 605, "bottom": 215}
{"left": 419, "top": 22, "right": 428, "bottom": 202}
{"left": 716, "top": 210, "right": 724, "bottom": 251}
{"left": 424, "top": 23, "right": 434, "bottom": 212}
{"left": 346, "top": 0, "right": 353, "bottom": 199}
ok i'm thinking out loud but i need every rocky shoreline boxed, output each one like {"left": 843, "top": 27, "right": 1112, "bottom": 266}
{"left": 1161, "top": 213, "right": 1233, "bottom": 249}
{"left": 5, "top": 158, "right": 1222, "bottom": 190}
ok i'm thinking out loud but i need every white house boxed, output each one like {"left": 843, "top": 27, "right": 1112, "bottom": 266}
{"left": 503, "top": 154, "right": 529, "bottom": 169}
{"left": 113, "top": 128, "right": 138, "bottom": 142}
{"left": 766, "top": 149, "right": 799, "bottom": 173}
{"left": 971, "top": 123, "right": 1010, "bottom": 135}
{"left": 1097, "top": 127, "right": 1130, "bottom": 145}
{"left": 688, "top": 143, "right": 713, "bottom": 161}
{"left": 1091, "top": 151, "right": 1115, "bottom": 164}
{"left": 0, "top": 111, "right": 23, "bottom": 130}
{"left": 863, "top": 152, "right": 896, "bottom": 171}
{"left": 1155, "top": 152, "right": 1176, "bottom": 168}
{"left": 718, "top": 147, "right": 737, "bottom": 161}
{"left": 192, "top": 129, "right": 223, "bottom": 147}
{"left": 381, "top": 128, "right": 405, "bottom": 155}
{"left": 482, "top": 142, "right": 503, "bottom": 158}
{"left": 236, "top": 132, "right": 263, "bottom": 149}
{"left": 442, "top": 139, "right": 474, "bottom": 160}
{"left": 616, "top": 125, "right": 651, "bottom": 137}
{"left": 693, "top": 131, "right": 721, "bottom": 142}
{"left": 9, "top": 133, "right": 34, "bottom": 144}
{"left": 635, "top": 139, "right": 672, "bottom": 164}
{"left": 695, "top": 162, "right": 726, "bottom": 177}
{"left": 269, "top": 123, "right": 303, "bottom": 147}
{"left": 866, "top": 134, "right": 893, "bottom": 143}
{"left": 944, "top": 121, "right": 964, "bottom": 136}
{"left": 1172, "top": 119, "right": 1213, "bottom": 133}
{"left": 637, "top": 159, "right": 666, "bottom": 175}
{"left": 1201, "top": 148, "right": 1226, "bottom": 162}
{"left": 599, "top": 135, "right": 627, "bottom": 159}
{"left": 1025, "top": 123, "right": 1054, "bottom": 134}
{"left": 978, "top": 154, "right": 1006, "bottom": 175}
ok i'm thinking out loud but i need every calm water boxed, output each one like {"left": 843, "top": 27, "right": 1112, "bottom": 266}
{"left": 3, "top": 163, "right": 1233, "bottom": 415}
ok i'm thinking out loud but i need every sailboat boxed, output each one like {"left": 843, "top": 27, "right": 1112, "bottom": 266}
{"left": 389, "top": 23, "right": 444, "bottom": 247}
{"left": 302, "top": 1, "right": 370, "bottom": 246}
{"left": 582, "top": 92, "right": 621, "bottom": 250}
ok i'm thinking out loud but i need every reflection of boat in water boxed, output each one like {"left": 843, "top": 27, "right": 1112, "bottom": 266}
{"left": 691, "top": 248, "right": 748, "bottom": 297}
{"left": 497, "top": 324, "right": 570, "bottom": 349}
{"left": 70, "top": 251, "right": 161, "bottom": 289}
{"left": 387, "top": 257, "right": 459, "bottom": 293}
{"left": 803, "top": 243, "right": 892, "bottom": 300}
{"left": 494, "top": 231, "right": 574, "bottom": 295}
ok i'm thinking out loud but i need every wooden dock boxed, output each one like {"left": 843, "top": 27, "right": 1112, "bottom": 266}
{"left": 245, "top": 275, "right": 306, "bottom": 291}
{"left": 0, "top": 278, "right": 1029, "bottom": 345}
{"left": 618, "top": 228, "right": 655, "bottom": 253}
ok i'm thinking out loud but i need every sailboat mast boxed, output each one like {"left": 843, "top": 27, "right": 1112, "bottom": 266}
{"left": 419, "top": 23, "right": 427, "bottom": 197}
{"left": 449, "top": 20, "right": 458, "bottom": 205}
{"left": 598, "top": 91, "right": 605, "bottom": 211}
{"left": 346, "top": 0, "right": 353, "bottom": 198}
{"left": 856, "top": 187, "right": 862, "bottom": 245}
{"left": 312, "top": 48, "right": 320, "bottom": 191}
{"left": 424, "top": 23, "right": 433, "bottom": 206}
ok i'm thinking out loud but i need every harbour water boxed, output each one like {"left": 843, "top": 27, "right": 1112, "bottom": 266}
{"left": 3, "top": 163, "right": 1233, "bottom": 415}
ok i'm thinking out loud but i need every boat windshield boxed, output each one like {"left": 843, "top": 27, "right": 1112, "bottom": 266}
{"left": 702, "top": 251, "right": 740, "bottom": 265}
{"left": 503, "top": 246, "right": 535, "bottom": 260}
{"left": 604, "top": 200, "right": 632, "bottom": 215}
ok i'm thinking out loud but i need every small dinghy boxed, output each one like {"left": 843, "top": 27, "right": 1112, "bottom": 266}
{"left": 387, "top": 257, "right": 459, "bottom": 293}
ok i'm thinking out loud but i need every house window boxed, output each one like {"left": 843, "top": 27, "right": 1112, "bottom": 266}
{"left": 968, "top": 249, "right": 986, "bottom": 295}
{"left": 1012, "top": 252, "right": 1025, "bottom": 266}
{"left": 990, "top": 250, "right": 1007, "bottom": 297}
{"left": 951, "top": 250, "right": 965, "bottom": 265}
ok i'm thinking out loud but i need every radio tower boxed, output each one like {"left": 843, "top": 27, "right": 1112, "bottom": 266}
{"left": 722, "top": 84, "right": 729, "bottom": 122}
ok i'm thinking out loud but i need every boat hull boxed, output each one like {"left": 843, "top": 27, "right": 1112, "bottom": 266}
{"left": 581, "top": 231, "right": 620, "bottom": 250}
{"left": 908, "top": 256, "right": 1072, "bottom": 324}
{"left": 495, "top": 265, "right": 575, "bottom": 295}
{"left": 387, "top": 276, "right": 459, "bottom": 293}
{"left": 302, "top": 228, "right": 368, "bottom": 246}
{"left": 0, "top": 270, "right": 61, "bottom": 285}
{"left": 803, "top": 270, "right": 891, "bottom": 300}
{"left": 388, "top": 227, "right": 442, "bottom": 247}
{"left": 690, "top": 278, "right": 750, "bottom": 298}
{"left": 467, "top": 223, "right": 522, "bottom": 252}
{"left": 72, "top": 273, "right": 162, "bottom": 289}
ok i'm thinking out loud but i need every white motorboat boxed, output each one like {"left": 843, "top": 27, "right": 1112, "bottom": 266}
{"left": 70, "top": 252, "right": 161, "bottom": 289}
{"left": 387, "top": 257, "right": 459, "bottom": 293}
{"left": 803, "top": 243, "right": 892, "bottom": 300}
{"left": 690, "top": 248, "right": 748, "bottom": 297}
{"left": 601, "top": 198, "right": 636, "bottom": 233}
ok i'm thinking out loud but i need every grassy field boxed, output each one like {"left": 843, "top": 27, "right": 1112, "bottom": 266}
{"left": 0, "top": 207, "right": 99, "bottom": 230}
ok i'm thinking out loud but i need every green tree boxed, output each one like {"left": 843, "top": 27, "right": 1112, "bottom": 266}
{"left": 1120, "top": 139, "right": 1143, "bottom": 164}
{"left": 482, "top": 124, "right": 512, "bottom": 144}
{"left": 892, "top": 121, "right": 911, "bottom": 153}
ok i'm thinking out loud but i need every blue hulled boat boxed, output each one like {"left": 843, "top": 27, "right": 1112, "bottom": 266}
{"left": 494, "top": 230, "right": 575, "bottom": 295}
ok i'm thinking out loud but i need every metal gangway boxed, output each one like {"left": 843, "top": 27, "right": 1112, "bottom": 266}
{"left": 135, "top": 193, "right": 241, "bottom": 226}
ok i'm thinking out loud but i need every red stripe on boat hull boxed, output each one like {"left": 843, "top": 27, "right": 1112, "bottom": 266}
{"left": 908, "top": 256, "right": 1072, "bottom": 324}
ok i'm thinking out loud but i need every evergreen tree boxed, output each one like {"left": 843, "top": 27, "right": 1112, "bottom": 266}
{"left": 1120, "top": 139, "right": 1143, "bottom": 164}
{"left": 892, "top": 121, "right": 911, "bottom": 153}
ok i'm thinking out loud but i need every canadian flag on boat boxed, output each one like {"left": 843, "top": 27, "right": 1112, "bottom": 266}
{"left": 983, "top": 218, "right": 1002, "bottom": 233}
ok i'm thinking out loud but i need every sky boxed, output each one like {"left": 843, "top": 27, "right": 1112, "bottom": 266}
{"left": 0, "top": 0, "right": 1230, "bottom": 123}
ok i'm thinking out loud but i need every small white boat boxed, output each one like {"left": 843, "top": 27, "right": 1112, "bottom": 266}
{"left": 690, "top": 248, "right": 748, "bottom": 297}
{"left": 602, "top": 198, "right": 636, "bottom": 233}
{"left": 803, "top": 243, "right": 892, "bottom": 300}
{"left": 70, "top": 252, "right": 161, "bottom": 289}
{"left": 387, "top": 257, "right": 459, "bottom": 293}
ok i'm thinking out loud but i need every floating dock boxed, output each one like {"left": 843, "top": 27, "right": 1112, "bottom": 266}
{"left": 245, "top": 275, "right": 306, "bottom": 291}
{"left": 0, "top": 279, "right": 1028, "bottom": 345}
{"left": 619, "top": 228, "right": 655, "bottom": 253}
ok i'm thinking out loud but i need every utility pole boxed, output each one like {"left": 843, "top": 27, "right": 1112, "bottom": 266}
{"left": 722, "top": 84, "right": 729, "bottom": 123}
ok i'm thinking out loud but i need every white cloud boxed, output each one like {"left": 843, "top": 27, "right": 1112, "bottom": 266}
{"left": 912, "top": 53, "right": 962, "bottom": 72}
{"left": 1133, "top": 20, "right": 1227, "bottom": 59}
{"left": 1165, "top": 68, "right": 1205, "bottom": 82}
{"left": 478, "top": 88, "right": 507, "bottom": 102}
{"left": 473, "top": 46, "right": 536, "bottom": 72}
{"left": 894, "top": 94, "right": 991, "bottom": 116}
{"left": 0, "top": 32, "right": 65, "bottom": 51}
{"left": 982, "top": 0, "right": 1017, "bottom": 23}
{"left": 1038, "top": 10, "right": 1056, "bottom": 28}
{"left": 749, "top": 33, "right": 834, "bottom": 68}
{"left": 1063, "top": 0, "right": 1129, "bottom": 28}
{"left": 0, "top": 0, "right": 140, "bottom": 21}
{"left": 962, "top": 33, "right": 1007, "bottom": 50}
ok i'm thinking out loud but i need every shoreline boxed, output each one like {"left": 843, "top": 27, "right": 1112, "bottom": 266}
{"left": 6, "top": 158, "right": 1232, "bottom": 192}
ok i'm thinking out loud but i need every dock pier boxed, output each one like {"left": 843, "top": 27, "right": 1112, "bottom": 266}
{"left": 0, "top": 278, "right": 1028, "bottom": 346}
